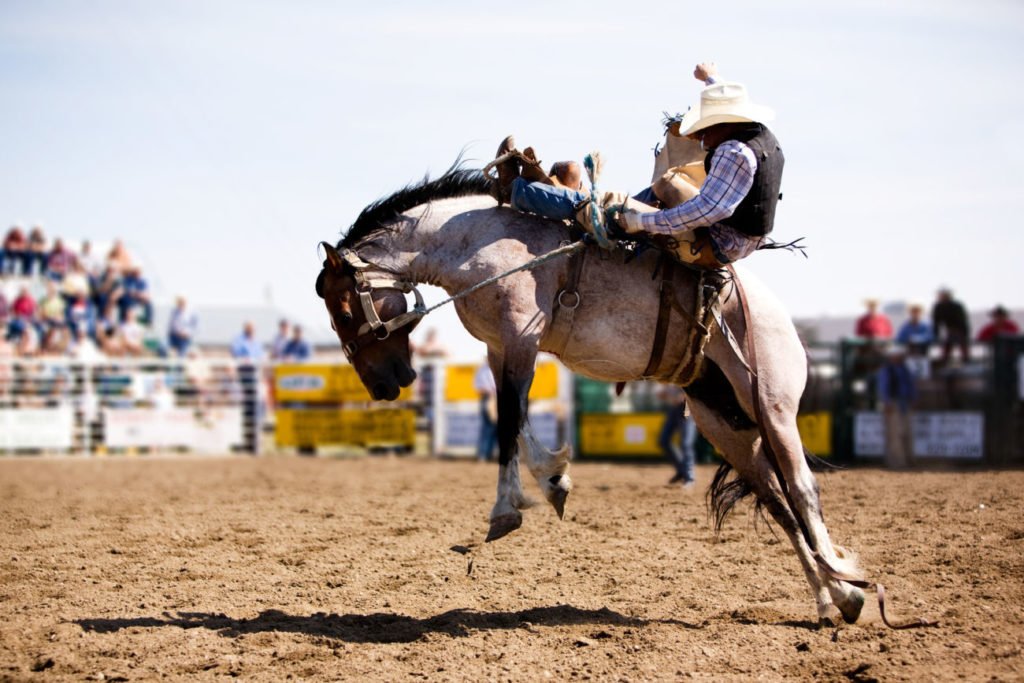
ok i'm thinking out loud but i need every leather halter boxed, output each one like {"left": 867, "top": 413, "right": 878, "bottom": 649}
{"left": 336, "top": 248, "right": 425, "bottom": 361}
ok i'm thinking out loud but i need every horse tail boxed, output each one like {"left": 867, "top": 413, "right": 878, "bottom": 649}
{"left": 706, "top": 448, "right": 831, "bottom": 535}
{"left": 706, "top": 459, "right": 758, "bottom": 534}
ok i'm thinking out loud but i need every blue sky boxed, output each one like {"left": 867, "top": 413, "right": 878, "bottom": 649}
{"left": 2, "top": 0, "right": 1022, "bottom": 359}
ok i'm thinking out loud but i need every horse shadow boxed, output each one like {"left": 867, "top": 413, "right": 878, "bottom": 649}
{"left": 75, "top": 604, "right": 706, "bottom": 644}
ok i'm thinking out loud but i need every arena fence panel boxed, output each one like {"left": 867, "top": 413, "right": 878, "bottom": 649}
{"left": 0, "top": 357, "right": 263, "bottom": 455}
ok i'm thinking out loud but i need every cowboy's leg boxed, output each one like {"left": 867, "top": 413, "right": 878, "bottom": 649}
{"left": 509, "top": 178, "right": 587, "bottom": 219}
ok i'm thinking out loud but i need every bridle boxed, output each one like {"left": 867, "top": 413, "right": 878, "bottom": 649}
{"left": 332, "top": 248, "right": 426, "bottom": 361}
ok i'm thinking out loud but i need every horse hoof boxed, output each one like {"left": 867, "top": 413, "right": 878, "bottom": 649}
{"left": 818, "top": 615, "right": 839, "bottom": 629}
{"left": 549, "top": 487, "right": 569, "bottom": 519}
{"left": 838, "top": 588, "right": 865, "bottom": 624}
{"left": 817, "top": 605, "right": 843, "bottom": 629}
{"left": 485, "top": 512, "right": 522, "bottom": 543}
{"left": 546, "top": 475, "right": 572, "bottom": 519}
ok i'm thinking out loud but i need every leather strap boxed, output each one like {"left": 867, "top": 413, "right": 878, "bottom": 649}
{"left": 546, "top": 245, "right": 587, "bottom": 358}
{"left": 643, "top": 258, "right": 677, "bottom": 377}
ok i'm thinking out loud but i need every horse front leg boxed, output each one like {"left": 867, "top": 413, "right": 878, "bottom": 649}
{"left": 486, "top": 346, "right": 536, "bottom": 542}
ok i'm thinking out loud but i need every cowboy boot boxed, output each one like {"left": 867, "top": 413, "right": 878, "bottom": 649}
{"left": 491, "top": 135, "right": 520, "bottom": 205}
{"left": 519, "top": 147, "right": 555, "bottom": 185}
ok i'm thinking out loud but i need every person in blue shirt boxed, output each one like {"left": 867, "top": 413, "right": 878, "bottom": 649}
{"left": 282, "top": 325, "right": 311, "bottom": 361}
{"left": 895, "top": 303, "right": 933, "bottom": 380}
{"left": 230, "top": 321, "right": 265, "bottom": 361}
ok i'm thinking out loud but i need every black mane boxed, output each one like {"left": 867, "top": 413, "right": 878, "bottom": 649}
{"left": 339, "top": 165, "right": 491, "bottom": 248}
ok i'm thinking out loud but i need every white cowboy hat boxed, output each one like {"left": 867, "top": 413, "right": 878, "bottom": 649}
{"left": 677, "top": 81, "right": 775, "bottom": 137}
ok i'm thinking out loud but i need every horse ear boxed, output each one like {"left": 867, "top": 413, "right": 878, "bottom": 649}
{"left": 321, "top": 241, "right": 344, "bottom": 271}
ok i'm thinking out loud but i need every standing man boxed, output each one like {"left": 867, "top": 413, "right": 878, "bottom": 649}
{"left": 474, "top": 360, "right": 497, "bottom": 462}
{"left": 167, "top": 296, "right": 198, "bottom": 357}
{"left": 932, "top": 287, "right": 970, "bottom": 365}
{"left": 658, "top": 384, "right": 696, "bottom": 488}
{"left": 877, "top": 345, "right": 917, "bottom": 468}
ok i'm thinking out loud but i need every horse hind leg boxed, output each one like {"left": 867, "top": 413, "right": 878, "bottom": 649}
{"left": 760, "top": 411, "right": 866, "bottom": 624}
{"left": 686, "top": 385, "right": 844, "bottom": 626}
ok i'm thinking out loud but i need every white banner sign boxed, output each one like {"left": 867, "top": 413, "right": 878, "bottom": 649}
{"left": 104, "top": 407, "right": 244, "bottom": 453}
{"left": 853, "top": 412, "right": 885, "bottom": 457}
{"left": 0, "top": 407, "right": 75, "bottom": 450}
{"left": 854, "top": 411, "right": 984, "bottom": 459}
{"left": 443, "top": 410, "right": 559, "bottom": 451}
{"left": 911, "top": 412, "right": 984, "bottom": 459}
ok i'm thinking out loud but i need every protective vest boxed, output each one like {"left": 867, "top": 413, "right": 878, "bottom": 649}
{"left": 703, "top": 124, "right": 784, "bottom": 237}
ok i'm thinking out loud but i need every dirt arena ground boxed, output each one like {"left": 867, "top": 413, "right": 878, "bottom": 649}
{"left": 1, "top": 456, "right": 1022, "bottom": 682}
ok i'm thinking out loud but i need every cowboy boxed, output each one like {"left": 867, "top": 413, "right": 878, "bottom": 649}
{"left": 613, "top": 75, "right": 783, "bottom": 267}
{"left": 490, "top": 64, "right": 783, "bottom": 268}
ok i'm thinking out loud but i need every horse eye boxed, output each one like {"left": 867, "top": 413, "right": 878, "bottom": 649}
{"left": 340, "top": 311, "right": 354, "bottom": 326}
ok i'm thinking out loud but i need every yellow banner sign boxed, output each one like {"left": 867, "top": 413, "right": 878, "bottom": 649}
{"left": 275, "top": 407, "right": 416, "bottom": 448}
{"left": 444, "top": 361, "right": 560, "bottom": 402}
{"left": 579, "top": 413, "right": 664, "bottom": 457}
{"left": 274, "top": 364, "right": 413, "bottom": 404}
{"left": 797, "top": 411, "right": 832, "bottom": 456}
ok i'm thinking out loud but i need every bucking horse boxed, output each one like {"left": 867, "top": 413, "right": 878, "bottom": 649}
{"left": 315, "top": 159, "right": 933, "bottom": 629}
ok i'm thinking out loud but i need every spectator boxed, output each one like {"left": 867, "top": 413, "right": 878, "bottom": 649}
{"left": 658, "top": 384, "right": 696, "bottom": 488}
{"left": 78, "top": 240, "right": 103, "bottom": 281}
{"left": 854, "top": 298, "right": 893, "bottom": 340}
{"left": 977, "top": 305, "right": 1020, "bottom": 342}
{"left": 877, "top": 345, "right": 916, "bottom": 469}
{"left": 8, "top": 286, "right": 36, "bottom": 341}
{"left": 0, "top": 290, "right": 8, "bottom": 333}
{"left": 61, "top": 262, "right": 91, "bottom": 315}
{"left": 45, "top": 238, "right": 77, "bottom": 281}
{"left": 412, "top": 327, "right": 448, "bottom": 425}
{"left": 67, "top": 325, "right": 103, "bottom": 362}
{"left": 38, "top": 280, "right": 68, "bottom": 352}
{"left": 106, "top": 239, "right": 135, "bottom": 274}
{"left": 282, "top": 325, "right": 311, "bottom": 361}
{"left": 270, "top": 319, "right": 290, "bottom": 360}
{"left": 92, "top": 268, "right": 123, "bottom": 318}
{"left": 474, "top": 360, "right": 497, "bottom": 462}
{"left": 26, "top": 225, "right": 48, "bottom": 276}
{"left": 118, "top": 306, "right": 145, "bottom": 356}
{"left": 1, "top": 224, "right": 29, "bottom": 275}
{"left": 231, "top": 321, "right": 265, "bottom": 361}
{"left": 412, "top": 327, "right": 448, "bottom": 359}
{"left": 167, "top": 296, "right": 199, "bottom": 357}
{"left": 14, "top": 318, "right": 40, "bottom": 357}
{"left": 118, "top": 265, "right": 151, "bottom": 324}
{"left": 96, "top": 305, "right": 123, "bottom": 356}
{"left": 896, "top": 303, "right": 933, "bottom": 379}
{"left": 65, "top": 291, "right": 95, "bottom": 338}
{"left": 932, "top": 287, "right": 971, "bottom": 365}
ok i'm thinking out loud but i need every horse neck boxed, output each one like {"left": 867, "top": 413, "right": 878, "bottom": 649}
{"left": 353, "top": 196, "right": 512, "bottom": 290}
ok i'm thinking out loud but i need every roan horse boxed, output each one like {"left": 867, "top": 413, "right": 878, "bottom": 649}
{"left": 315, "top": 165, "right": 869, "bottom": 627}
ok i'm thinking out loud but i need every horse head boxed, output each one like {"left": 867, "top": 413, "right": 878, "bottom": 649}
{"left": 316, "top": 242, "right": 418, "bottom": 401}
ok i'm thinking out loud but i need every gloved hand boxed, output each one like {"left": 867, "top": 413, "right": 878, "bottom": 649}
{"left": 615, "top": 209, "right": 645, "bottom": 234}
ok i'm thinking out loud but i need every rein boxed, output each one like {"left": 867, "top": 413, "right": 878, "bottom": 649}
{"left": 336, "top": 240, "right": 586, "bottom": 360}
{"left": 730, "top": 267, "right": 937, "bottom": 630}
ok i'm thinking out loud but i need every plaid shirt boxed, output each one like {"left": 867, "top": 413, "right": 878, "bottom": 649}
{"left": 639, "top": 140, "right": 762, "bottom": 263}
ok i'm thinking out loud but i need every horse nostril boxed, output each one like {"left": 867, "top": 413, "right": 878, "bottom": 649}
{"left": 372, "top": 382, "right": 389, "bottom": 400}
